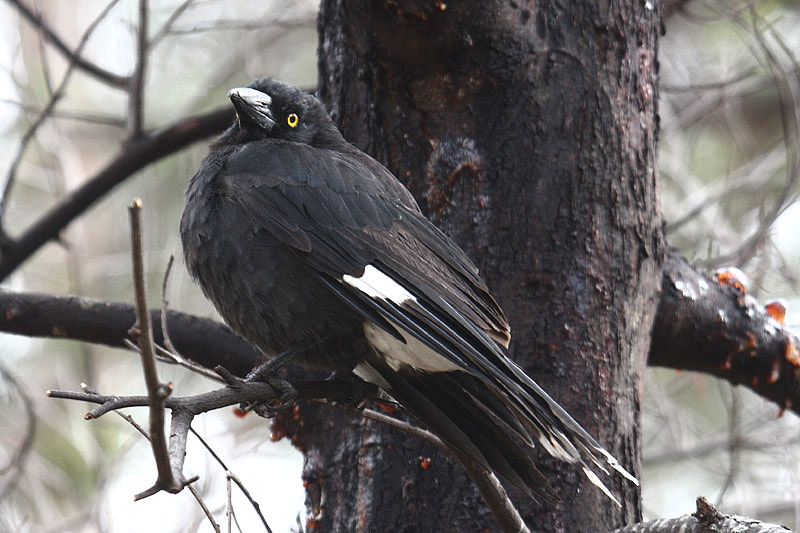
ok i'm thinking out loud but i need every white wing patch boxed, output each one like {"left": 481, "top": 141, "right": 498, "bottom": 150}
{"left": 363, "top": 321, "right": 462, "bottom": 373}
{"left": 353, "top": 361, "right": 391, "bottom": 389}
{"left": 343, "top": 265, "right": 416, "bottom": 304}
{"left": 342, "top": 265, "right": 461, "bottom": 374}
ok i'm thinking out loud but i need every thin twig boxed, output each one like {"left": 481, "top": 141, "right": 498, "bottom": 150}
{"left": 128, "top": 198, "right": 178, "bottom": 498}
{"left": 160, "top": 254, "right": 178, "bottom": 353}
{"left": 156, "top": 256, "right": 228, "bottom": 382}
{"left": 87, "top": 384, "right": 222, "bottom": 533}
{"left": 163, "top": 19, "right": 308, "bottom": 36}
{"left": 32, "top": 0, "right": 53, "bottom": 98}
{"left": 361, "top": 408, "right": 444, "bottom": 449}
{"left": 128, "top": 0, "right": 148, "bottom": 138}
{"left": 4, "top": 0, "right": 129, "bottom": 87}
{"left": 0, "top": 363, "right": 36, "bottom": 501}
{"left": 190, "top": 428, "right": 273, "bottom": 533}
{"left": 190, "top": 483, "right": 222, "bottom": 533}
{"left": 124, "top": 336, "right": 226, "bottom": 383}
{"left": 156, "top": 344, "right": 226, "bottom": 382}
{"left": 149, "top": 0, "right": 196, "bottom": 47}
{"left": 0, "top": 0, "right": 124, "bottom": 232}
{"left": 0, "top": 105, "right": 233, "bottom": 281}
{"left": 226, "top": 475, "right": 234, "bottom": 533}
{"left": 360, "top": 407, "right": 529, "bottom": 533}
{"left": 0, "top": 98, "right": 126, "bottom": 127}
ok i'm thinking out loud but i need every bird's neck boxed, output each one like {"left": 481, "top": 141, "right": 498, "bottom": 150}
{"left": 310, "top": 124, "right": 349, "bottom": 151}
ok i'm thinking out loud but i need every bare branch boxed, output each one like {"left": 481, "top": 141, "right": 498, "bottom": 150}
{"left": 32, "top": 0, "right": 53, "bottom": 97}
{"left": 0, "top": 0, "right": 125, "bottom": 234}
{"left": 361, "top": 408, "right": 443, "bottom": 448}
{"left": 613, "top": 496, "right": 792, "bottom": 533}
{"left": 363, "top": 406, "right": 531, "bottom": 532}
{"left": 50, "top": 368, "right": 526, "bottom": 532}
{"left": 163, "top": 19, "right": 309, "bottom": 36}
{"left": 0, "top": 363, "right": 36, "bottom": 501}
{"left": 128, "top": 0, "right": 148, "bottom": 138}
{"left": 149, "top": 0, "right": 196, "bottom": 47}
{"left": 0, "top": 106, "right": 233, "bottom": 281}
{"left": 4, "top": 0, "right": 129, "bottom": 87}
{"left": 446, "top": 445, "right": 531, "bottom": 533}
{"left": 0, "top": 98, "right": 126, "bottom": 127}
{"left": 127, "top": 199, "right": 179, "bottom": 497}
{"left": 93, "top": 384, "right": 221, "bottom": 533}
{"left": 189, "top": 428, "right": 272, "bottom": 533}
{"left": 160, "top": 254, "right": 179, "bottom": 355}
{"left": 48, "top": 375, "right": 374, "bottom": 420}
{"left": 154, "top": 254, "right": 223, "bottom": 380}
{"left": 0, "top": 291, "right": 261, "bottom": 377}
{"left": 650, "top": 248, "right": 800, "bottom": 415}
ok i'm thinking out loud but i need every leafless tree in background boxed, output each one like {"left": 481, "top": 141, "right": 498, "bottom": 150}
{"left": 0, "top": 0, "right": 798, "bottom": 531}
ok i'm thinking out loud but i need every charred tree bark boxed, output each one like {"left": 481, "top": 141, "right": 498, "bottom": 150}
{"left": 278, "top": 1, "right": 664, "bottom": 531}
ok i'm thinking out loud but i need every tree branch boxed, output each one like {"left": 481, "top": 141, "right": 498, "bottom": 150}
{"left": 613, "top": 496, "right": 791, "bottom": 533}
{"left": 4, "top": 246, "right": 800, "bottom": 418}
{"left": 0, "top": 106, "right": 233, "bottom": 281}
{"left": 361, "top": 407, "right": 530, "bottom": 532}
{"left": 127, "top": 0, "right": 148, "bottom": 138}
{"left": 0, "top": 0, "right": 124, "bottom": 234}
{"left": 127, "top": 199, "right": 180, "bottom": 499}
{"left": 189, "top": 427, "right": 271, "bottom": 533}
{"left": 0, "top": 291, "right": 261, "bottom": 377}
{"left": 48, "top": 368, "right": 530, "bottom": 532}
{"left": 10, "top": 248, "right": 793, "bottom": 531}
{"left": 650, "top": 247, "right": 800, "bottom": 415}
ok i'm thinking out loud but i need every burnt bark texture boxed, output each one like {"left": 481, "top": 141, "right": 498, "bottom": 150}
{"left": 613, "top": 496, "right": 793, "bottom": 533}
{"left": 650, "top": 248, "right": 800, "bottom": 414}
{"left": 276, "top": 1, "right": 664, "bottom": 531}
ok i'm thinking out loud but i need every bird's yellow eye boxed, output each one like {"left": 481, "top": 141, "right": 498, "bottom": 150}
{"left": 287, "top": 113, "right": 299, "bottom": 128}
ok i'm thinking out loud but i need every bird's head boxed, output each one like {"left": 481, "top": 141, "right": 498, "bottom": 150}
{"left": 221, "top": 78, "right": 345, "bottom": 148}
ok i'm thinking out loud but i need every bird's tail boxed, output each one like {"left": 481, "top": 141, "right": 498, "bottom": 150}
{"left": 499, "top": 357, "right": 639, "bottom": 504}
{"left": 364, "top": 357, "right": 636, "bottom": 504}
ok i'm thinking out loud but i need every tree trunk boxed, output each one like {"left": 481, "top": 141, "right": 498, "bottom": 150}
{"left": 285, "top": 1, "right": 663, "bottom": 530}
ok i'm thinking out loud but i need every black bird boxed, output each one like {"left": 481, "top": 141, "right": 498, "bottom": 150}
{"left": 180, "top": 77, "right": 636, "bottom": 503}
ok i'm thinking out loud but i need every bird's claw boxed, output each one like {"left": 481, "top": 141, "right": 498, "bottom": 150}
{"left": 239, "top": 365, "right": 297, "bottom": 418}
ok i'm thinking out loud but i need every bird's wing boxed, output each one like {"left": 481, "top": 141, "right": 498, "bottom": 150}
{"left": 223, "top": 140, "right": 635, "bottom": 494}
{"left": 224, "top": 140, "right": 510, "bottom": 346}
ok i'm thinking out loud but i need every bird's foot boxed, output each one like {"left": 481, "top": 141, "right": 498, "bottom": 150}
{"left": 244, "top": 374, "right": 298, "bottom": 417}
{"left": 239, "top": 374, "right": 297, "bottom": 418}
{"left": 239, "top": 348, "right": 300, "bottom": 417}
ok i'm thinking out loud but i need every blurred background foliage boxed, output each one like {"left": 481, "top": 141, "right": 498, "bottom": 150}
{"left": 0, "top": 0, "right": 798, "bottom": 531}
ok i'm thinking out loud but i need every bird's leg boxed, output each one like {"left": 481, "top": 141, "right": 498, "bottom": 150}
{"left": 244, "top": 346, "right": 301, "bottom": 382}
{"left": 323, "top": 370, "right": 382, "bottom": 409}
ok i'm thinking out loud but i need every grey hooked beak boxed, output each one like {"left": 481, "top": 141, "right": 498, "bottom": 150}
{"left": 228, "top": 87, "right": 276, "bottom": 131}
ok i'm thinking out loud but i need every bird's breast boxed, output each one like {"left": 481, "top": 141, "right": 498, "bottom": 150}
{"left": 180, "top": 162, "right": 366, "bottom": 369}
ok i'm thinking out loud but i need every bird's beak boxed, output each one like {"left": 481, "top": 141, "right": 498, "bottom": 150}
{"left": 228, "top": 87, "right": 276, "bottom": 131}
